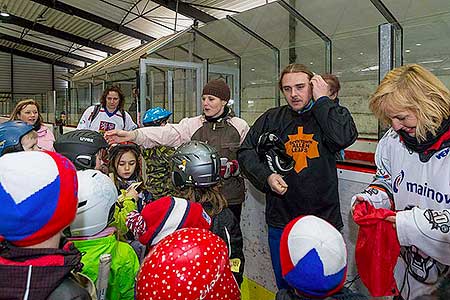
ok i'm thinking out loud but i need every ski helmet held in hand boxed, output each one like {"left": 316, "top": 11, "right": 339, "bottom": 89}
{"left": 256, "top": 132, "right": 294, "bottom": 175}
{"left": 54, "top": 129, "right": 108, "bottom": 170}
{"left": 143, "top": 107, "right": 172, "bottom": 127}
{"left": 0, "top": 120, "right": 34, "bottom": 156}
{"left": 171, "top": 140, "right": 220, "bottom": 188}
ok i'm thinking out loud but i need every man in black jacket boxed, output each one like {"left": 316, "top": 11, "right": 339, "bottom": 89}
{"left": 237, "top": 64, "right": 358, "bottom": 289}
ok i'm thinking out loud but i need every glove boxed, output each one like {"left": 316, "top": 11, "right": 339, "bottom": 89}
{"left": 220, "top": 158, "right": 240, "bottom": 179}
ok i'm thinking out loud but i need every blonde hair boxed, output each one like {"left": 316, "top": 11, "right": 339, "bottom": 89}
{"left": 278, "top": 63, "right": 314, "bottom": 90}
{"left": 369, "top": 64, "right": 450, "bottom": 142}
{"left": 176, "top": 185, "right": 227, "bottom": 217}
{"left": 10, "top": 99, "right": 43, "bottom": 129}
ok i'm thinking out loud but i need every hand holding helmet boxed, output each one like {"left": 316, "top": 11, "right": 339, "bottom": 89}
{"left": 220, "top": 158, "right": 240, "bottom": 179}
{"left": 256, "top": 132, "right": 294, "bottom": 175}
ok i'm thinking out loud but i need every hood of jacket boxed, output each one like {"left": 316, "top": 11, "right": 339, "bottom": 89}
{"left": 0, "top": 241, "right": 84, "bottom": 300}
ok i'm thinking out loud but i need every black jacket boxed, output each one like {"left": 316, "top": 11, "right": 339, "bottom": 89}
{"left": 276, "top": 288, "right": 368, "bottom": 300}
{"left": 210, "top": 207, "right": 245, "bottom": 286}
{"left": 238, "top": 97, "right": 358, "bottom": 228}
{"left": 0, "top": 241, "right": 92, "bottom": 300}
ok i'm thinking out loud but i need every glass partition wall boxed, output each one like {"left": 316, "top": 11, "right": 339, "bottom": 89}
{"left": 67, "top": 0, "right": 450, "bottom": 144}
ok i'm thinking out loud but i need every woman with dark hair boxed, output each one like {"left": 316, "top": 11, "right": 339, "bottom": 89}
{"left": 77, "top": 86, "right": 137, "bottom": 133}
{"left": 10, "top": 98, "right": 55, "bottom": 151}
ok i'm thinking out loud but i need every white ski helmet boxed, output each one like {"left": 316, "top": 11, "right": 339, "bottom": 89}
{"left": 70, "top": 169, "right": 118, "bottom": 237}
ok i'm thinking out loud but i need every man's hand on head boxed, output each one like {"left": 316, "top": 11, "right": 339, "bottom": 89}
{"left": 310, "top": 75, "right": 330, "bottom": 101}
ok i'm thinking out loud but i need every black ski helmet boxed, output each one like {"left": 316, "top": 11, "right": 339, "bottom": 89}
{"left": 256, "top": 132, "right": 294, "bottom": 175}
{"left": 54, "top": 129, "right": 108, "bottom": 170}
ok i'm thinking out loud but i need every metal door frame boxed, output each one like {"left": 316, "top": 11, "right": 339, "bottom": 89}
{"left": 139, "top": 58, "right": 204, "bottom": 122}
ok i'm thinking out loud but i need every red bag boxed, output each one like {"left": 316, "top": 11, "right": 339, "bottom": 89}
{"left": 353, "top": 201, "right": 400, "bottom": 297}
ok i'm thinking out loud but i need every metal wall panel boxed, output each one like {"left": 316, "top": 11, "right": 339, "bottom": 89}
{"left": 54, "top": 66, "right": 69, "bottom": 90}
{"left": 13, "top": 55, "right": 52, "bottom": 94}
{"left": 0, "top": 52, "right": 12, "bottom": 92}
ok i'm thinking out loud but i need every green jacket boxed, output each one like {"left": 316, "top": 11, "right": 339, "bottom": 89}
{"left": 110, "top": 191, "right": 137, "bottom": 241}
{"left": 72, "top": 233, "right": 140, "bottom": 300}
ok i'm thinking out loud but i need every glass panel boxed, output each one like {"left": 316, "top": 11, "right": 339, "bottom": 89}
{"left": 227, "top": 2, "right": 327, "bottom": 124}
{"left": 384, "top": 1, "right": 450, "bottom": 84}
{"left": 145, "top": 64, "right": 199, "bottom": 123}
{"left": 289, "top": 0, "right": 386, "bottom": 140}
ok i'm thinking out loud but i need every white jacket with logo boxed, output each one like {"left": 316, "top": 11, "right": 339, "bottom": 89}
{"left": 352, "top": 128, "right": 450, "bottom": 299}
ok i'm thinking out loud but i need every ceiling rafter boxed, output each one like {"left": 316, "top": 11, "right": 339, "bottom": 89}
{"left": 0, "top": 33, "right": 97, "bottom": 63}
{"left": 30, "top": 0, "right": 156, "bottom": 41}
{"left": 0, "top": 44, "right": 82, "bottom": 70}
{"left": 151, "top": 0, "right": 218, "bottom": 23}
{"left": 0, "top": 14, "right": 120, "bottom": 54}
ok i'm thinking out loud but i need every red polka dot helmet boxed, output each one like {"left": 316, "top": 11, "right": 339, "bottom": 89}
{"left": 136, "top": 228, "right": 240, "bottom": 300}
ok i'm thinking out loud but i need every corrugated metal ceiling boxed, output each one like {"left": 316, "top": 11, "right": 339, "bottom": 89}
{"left": 0, "top": 0, "right": 276, "bottom": 70}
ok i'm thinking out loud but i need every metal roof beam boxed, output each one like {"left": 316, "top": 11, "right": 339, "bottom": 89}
{"left": 0, "top": 14, "right": 120, "bottom": 54}
{"left": 151, "top": 0, "right": 218, "bottom": 23}
{"left": 0, "top": 44, "right": 82, "bottom": 70}
{"left": 0, "top": 33, "right": 97, "bottom": 64}
{"left": 30, "top": 0, "right": 156, "bottom": 41}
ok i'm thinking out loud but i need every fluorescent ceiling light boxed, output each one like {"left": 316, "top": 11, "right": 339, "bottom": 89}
{"left": 361, "top": 65, "right": 379, "bottom": 72}
{"left": 418, "top": 59, "right": 444, "bottom": 64}
{"left": 405, "top": 49, "right": 411, "bottom": 53}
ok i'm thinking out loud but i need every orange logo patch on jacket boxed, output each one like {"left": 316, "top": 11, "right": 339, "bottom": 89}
{"left": 285, "top": 127, "right": 319, "bottom": 173}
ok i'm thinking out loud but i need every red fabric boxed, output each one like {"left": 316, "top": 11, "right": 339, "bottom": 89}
{"left": 353, "top": 202, "right": 400, "bottom": 297}
{"left": 0, "top": 254, "right": 65, "bottom": 267}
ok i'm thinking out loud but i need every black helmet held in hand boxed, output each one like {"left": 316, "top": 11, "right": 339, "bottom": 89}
{"left": 54, "top": 129, "right": 108, "bottom": 170}
{"left": 256, "top": 132, "right": 294, "bottom": 175}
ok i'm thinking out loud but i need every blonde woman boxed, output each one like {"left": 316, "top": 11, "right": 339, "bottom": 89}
{"left": 10, "top": 99, "right": 55, "bottom": 151}
{"left": 352, "top": 64, "right": 450, "bottom": 299}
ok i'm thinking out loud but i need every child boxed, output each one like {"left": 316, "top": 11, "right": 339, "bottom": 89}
{"left": 171, "top": 140, "right": 245, "bottom": 286}
{"left": 54, "top": 129, "right": 109, "bottom": 173}
{"left": 68, "top": 169, "right": 140, "bottom": 300}
{"left": 126, "top": 140, "right": 245, "bottom": 285}
{"left": 0, "top": 151, "right": 95, "bottom": 299}
{"left": 136, "top": 228, "right": 240, "bottom": 300}
{"left": 108, "top": 142, "right": 151, "bottom": 238}
{"left": 141, "top": 107, "right": 176, "bottom": 200}
{"left": 277, "top": 215, "right": 367, "bottom": 300}
{"left": 0, "top": 120, "right": 39, "bottom": 156}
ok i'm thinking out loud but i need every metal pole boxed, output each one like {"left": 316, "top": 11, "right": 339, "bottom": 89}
{"left": 53, "top": 90, "right": 57, "bottom": 123}
{"left": 278, "top": 0, "right": 332, "bottom": 73}
{"left": 139, "top": 59, "right": 147, "bottom": 125}
{"left": 167, "top": 70, "right": 174, "bottom": 122}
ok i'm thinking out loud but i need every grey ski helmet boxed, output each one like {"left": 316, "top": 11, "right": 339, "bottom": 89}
{"left": 171, "top": 140, "right": 220, "bottom": 188}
